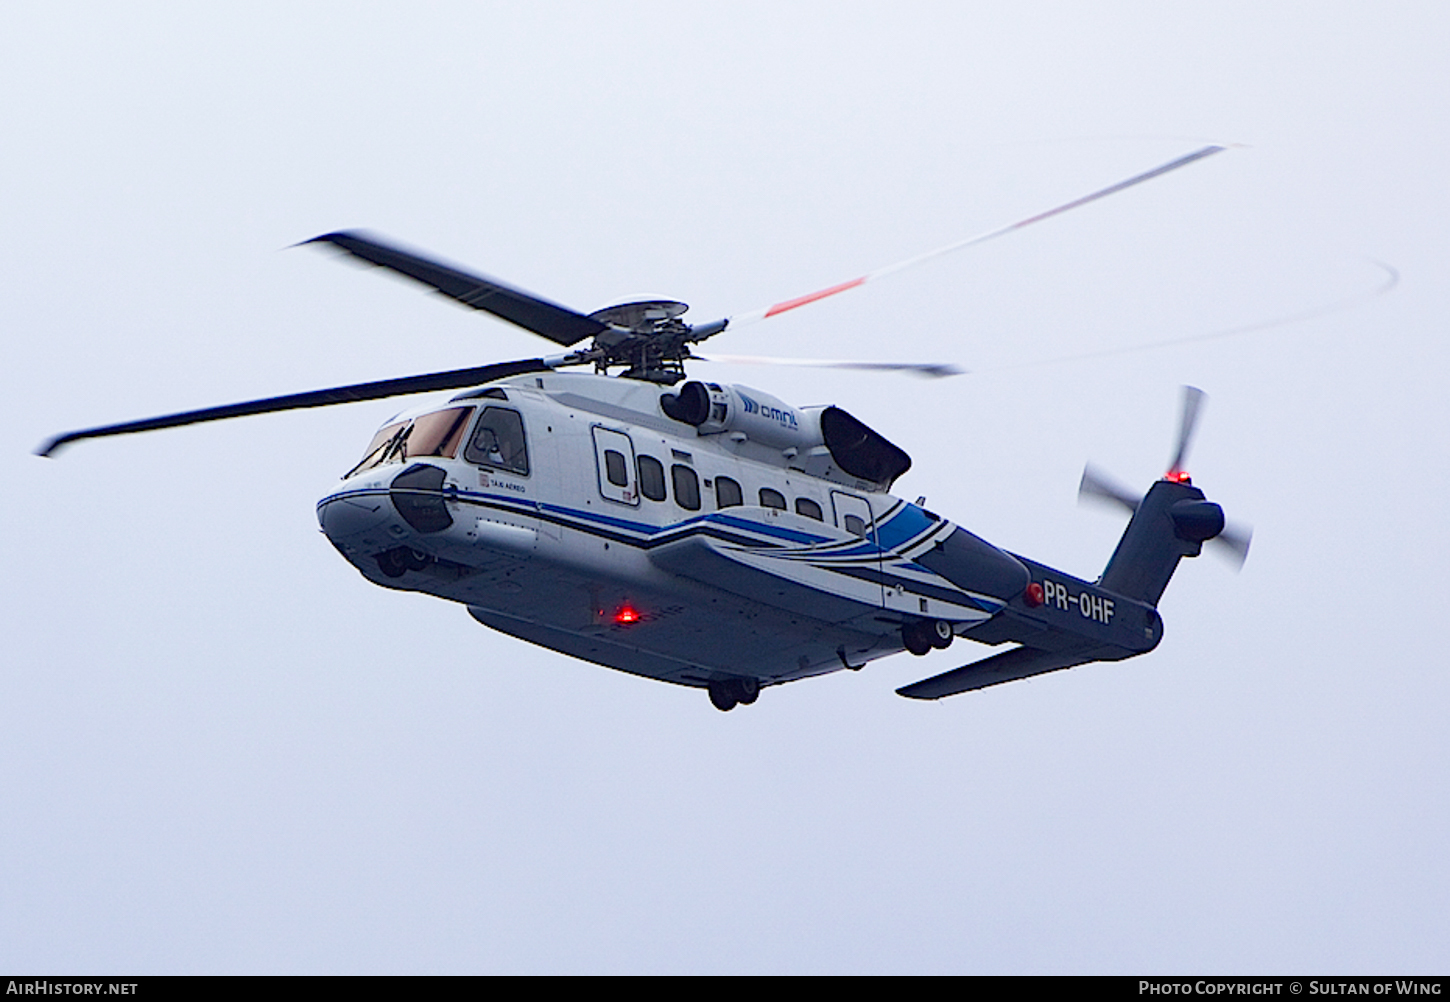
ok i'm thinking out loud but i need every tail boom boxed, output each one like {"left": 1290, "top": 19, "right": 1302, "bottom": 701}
{"left": 896, "top": 479, "right": 1225, "bottom": 700}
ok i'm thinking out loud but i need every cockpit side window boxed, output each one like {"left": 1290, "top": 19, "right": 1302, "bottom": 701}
{"left": 465, "top": 407, "right": 529, "bottom": 475}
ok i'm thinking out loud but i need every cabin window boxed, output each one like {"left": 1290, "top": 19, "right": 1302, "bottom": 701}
{"left": 715, "top": 476, "right": 743, "bottom": 508}
{"left": 604, "top": 450, "right": 628, "bottom": 487}
{"left": 638, "top": 456, "right": 666, "bottom": 501}
{"left": 795, "top": 498, "right": 823, "bottom": 521}
{"left": 465, "top": 407, "right": 529, "bottom": 475}
{"left": 844, "top": 514, "right": 867, "bottom": 537}
{"left": 672, "top": 464, "right": 701, "bottom": 511}
{"left": 760, "top": 488, "right": 786, "bottom": 510}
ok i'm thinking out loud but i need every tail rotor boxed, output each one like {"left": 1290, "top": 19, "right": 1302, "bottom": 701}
{"left": 1166, "top": 384, "right": 1206, "bottom": 482}
{"left": 1078, "top": 463, "right": 1141, "bottom": 514}
{"left": 1080, "top": 386, "right": 1252, "bottom": 576}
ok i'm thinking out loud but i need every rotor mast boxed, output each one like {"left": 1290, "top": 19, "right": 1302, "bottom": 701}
{"left": 580, "top": 299, "right": 711, "bottom": 384}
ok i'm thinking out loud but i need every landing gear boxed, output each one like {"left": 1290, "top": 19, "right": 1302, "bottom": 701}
{"left": 707, "top": 677, "right": 761, "bottom": 712}
{"left": 376, "top": 546, "right": 433, "bottom": 578}
{"left": 903, "top": 619, "right": 954, "bottom": 656}
{"left": 735, "top": 677, "right": 760, "bottom": 705}
{"left": 708, "top": 682, "right": 736, "bottom": 711}
{"left": 377, "top": 547, "right": 409, "bottom": 578}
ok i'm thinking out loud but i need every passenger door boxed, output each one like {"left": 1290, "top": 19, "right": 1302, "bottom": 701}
{"left": 591, "top": 426, "right": 639, "bottom": 506}
{"left": 831, "top": 490, "right": 884, "bottom": 606}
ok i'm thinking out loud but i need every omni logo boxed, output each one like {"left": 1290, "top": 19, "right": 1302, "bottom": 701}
{"left": 737, "top": 391, "right": 798, "bottom": 429}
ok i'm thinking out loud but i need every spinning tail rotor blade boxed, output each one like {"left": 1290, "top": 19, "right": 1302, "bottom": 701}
{"left": 1168, "top": 385, "right": 1206, "bottom": 477}
{"left": 305, "top": 231, "right": 606, "bottom": 347}
{"left": 1213, "top": 523, "right": 1253, "bottom": 569}
{"left": 720, "top": 145, "right": 1227, "bottom": 331}
{"left": 1079, "top": 463, "right": 1141, "bottom": 513}
{"left": 36, "top": 358, "right": 552, "bottom": 457}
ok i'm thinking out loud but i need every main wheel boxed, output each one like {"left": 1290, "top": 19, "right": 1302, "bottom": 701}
{"left": 732, "top": 677, "right": 760, "bottom": 705}
{"left": 902, "top": 621, "right": 932, "bottom": 656}
{"left": 708, "top": 681, "right": 737, "bottom": 712}
{"left": 929, "top": 619, "right": 954, "bottom": 650}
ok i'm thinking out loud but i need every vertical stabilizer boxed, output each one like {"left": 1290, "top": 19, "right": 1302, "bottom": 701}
{"left": 1097, "top": 479, "right": 1224, "bottom": 605}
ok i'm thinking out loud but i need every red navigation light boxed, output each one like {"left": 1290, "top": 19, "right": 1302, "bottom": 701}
{"left": 1166, "top": 470, "right": 1192, "bottom": 484}
{"left": 613, "top": 604, "right": 640, "bottom": 625}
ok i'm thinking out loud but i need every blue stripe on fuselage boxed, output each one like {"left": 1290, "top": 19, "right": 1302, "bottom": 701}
{"left": 873, "top": 504, "right": 940, "bottom": 551}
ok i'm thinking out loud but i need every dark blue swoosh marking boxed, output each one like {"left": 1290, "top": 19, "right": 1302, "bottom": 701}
{"left": 874, "top": 504, "right": 940, "bottom": 551}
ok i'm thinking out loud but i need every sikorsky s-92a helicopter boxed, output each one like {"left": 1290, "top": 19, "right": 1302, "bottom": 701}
{"left": 39, "top": 145, "right": 1250, "bottom": 711}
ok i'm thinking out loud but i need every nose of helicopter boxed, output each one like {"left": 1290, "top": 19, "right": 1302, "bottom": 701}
{"left": 317, "top": 464, "right": 454, "bottom": 552}
{"left": 317, "top": 487, "right": 394, "bottom": 546}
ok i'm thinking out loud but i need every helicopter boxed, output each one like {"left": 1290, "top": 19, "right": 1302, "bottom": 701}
{"left": 38, "top": 145, "right": 1250, "bottom": 711}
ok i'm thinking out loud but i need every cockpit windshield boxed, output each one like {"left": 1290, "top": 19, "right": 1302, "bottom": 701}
{"left": 345, "top": 406, "right": 475, "bottom": 478}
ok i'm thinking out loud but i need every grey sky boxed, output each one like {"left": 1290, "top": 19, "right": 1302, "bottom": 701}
{"left": 3, "top": 2, "right": 1447, "bottom": 973}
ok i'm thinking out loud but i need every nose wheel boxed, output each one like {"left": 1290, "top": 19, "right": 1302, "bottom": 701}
{"left": 376, "top": 546, "right": 434, "bottom": 578}
{"left": 708, "top": 677, "right": 761, "bottom": 712}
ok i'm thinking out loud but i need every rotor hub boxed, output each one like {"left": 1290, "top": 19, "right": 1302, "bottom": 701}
{"left": 576, "top": 300, "right": 698, "bottom": 383}
{"left": 587, "top": 299, "right": 690, "bottom": 334}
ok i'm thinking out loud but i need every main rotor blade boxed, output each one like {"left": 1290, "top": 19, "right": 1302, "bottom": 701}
{"left": 721, "top": 144, "right": 1228, "bottom": 330}
{"left": 692, "top": 353, "right": 964, "bottom": 378}
{"left": 36, "top": 358, "right": 551, "bottom": 457}
{"left": 306, "top": 231, "right": 606, "bottom": 347}
{"left": 1168, "top": 385, "right": 1206, "bottom": 476}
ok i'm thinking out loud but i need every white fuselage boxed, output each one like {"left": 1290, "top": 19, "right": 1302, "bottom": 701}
{"left": 316, "top": 372, "right": 1004, "bottom": 693}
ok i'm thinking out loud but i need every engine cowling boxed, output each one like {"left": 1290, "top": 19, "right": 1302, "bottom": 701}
{"left": 661, "top": 381, "right": 817, "bottom": 451}
{"left": 660, "top": 381, "right": 912, "bottom": 488}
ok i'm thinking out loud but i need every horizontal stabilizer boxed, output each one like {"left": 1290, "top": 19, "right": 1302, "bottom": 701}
{"left": 896, "top": 646, "right": 1099, "bottom": 699}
